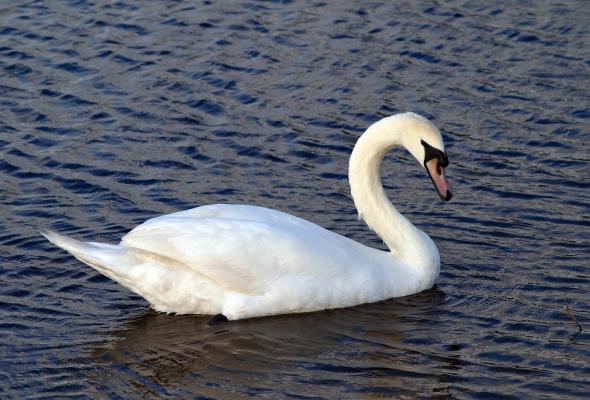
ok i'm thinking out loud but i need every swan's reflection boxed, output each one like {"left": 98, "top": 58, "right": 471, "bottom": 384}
{"left": 91, "top": 288, "right": 460, "bottom": 398}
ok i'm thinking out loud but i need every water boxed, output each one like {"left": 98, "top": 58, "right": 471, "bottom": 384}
{"left": 1, "top": 1, "right": 589, "bottom": 398}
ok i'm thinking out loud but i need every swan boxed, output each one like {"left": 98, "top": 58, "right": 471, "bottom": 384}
{"left": 42, "top": 112, "right": 453, "bottom": 321}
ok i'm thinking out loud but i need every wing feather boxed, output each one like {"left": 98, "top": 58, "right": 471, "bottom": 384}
{"left": 120, "top": 205, "right": 359, "bottom": 295}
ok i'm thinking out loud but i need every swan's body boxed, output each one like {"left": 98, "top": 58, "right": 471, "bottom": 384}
{"left": 43, "top": 112, "right": 453, "bottom": 320}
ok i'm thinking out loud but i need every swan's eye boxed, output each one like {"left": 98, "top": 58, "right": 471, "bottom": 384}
{"left": 421, "top": 139, "right": 448, "bottom": 168}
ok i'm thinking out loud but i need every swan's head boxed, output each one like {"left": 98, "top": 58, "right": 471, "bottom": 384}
{"left": 397, "top": 113, "right": 453, "bottom": 201}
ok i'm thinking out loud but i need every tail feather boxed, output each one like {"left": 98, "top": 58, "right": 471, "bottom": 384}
{"left": 42, "top": 229, "right": 183, "bottom": 304}
{"left": 40, "top": 229, "right": 138, "bottom": 285}
{"left": 41, "top": 229, "right": 113, "bottom": 258}
{"left": 41, "top": 229, "right": 223, "bottom": 315}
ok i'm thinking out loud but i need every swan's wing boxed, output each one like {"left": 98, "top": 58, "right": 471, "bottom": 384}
{"left": 121, "top": 206, "right": 356, "bottom": 295}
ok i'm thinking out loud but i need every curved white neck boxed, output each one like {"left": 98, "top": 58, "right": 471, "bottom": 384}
{"left": 348, "top": 116, "right": 428, "bottom": 260}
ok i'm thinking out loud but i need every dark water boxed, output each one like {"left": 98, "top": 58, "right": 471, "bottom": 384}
{"left": 1, "top": 1, "right": 589, "bottom": 398}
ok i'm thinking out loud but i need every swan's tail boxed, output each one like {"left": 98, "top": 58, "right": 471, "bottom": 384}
{"left": 40, "top": 229, "right": 169, "bottom": 304}
{"left": 41, "top": 229, "right": 223, "bottom": 315}
{"left": 41, "top": 229, "right": 140, "bottom": 285}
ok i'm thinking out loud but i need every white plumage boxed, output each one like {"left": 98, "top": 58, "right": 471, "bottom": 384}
{"left": 42, "top": 112, "right": 453, "bottom": 320}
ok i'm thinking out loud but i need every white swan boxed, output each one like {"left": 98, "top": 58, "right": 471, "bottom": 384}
{"left": 42, "top": 112, "right": 452, "bottom": 321}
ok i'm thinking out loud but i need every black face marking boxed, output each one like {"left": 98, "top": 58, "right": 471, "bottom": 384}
{"left": 421, "top": 139, "right": 449, "bottom": 169}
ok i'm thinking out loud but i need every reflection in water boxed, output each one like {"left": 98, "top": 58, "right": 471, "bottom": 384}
{"left": 90, "top": 290, "right": 457, "bottom": 398}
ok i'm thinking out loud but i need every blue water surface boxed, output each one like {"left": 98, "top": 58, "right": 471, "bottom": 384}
{"left": 1, "top": 1, "right": 589, "bottom": 398}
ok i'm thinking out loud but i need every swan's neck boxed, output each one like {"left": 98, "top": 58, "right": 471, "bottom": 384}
{"left": 348, "top": 117, "right": 431, "bottom": 261}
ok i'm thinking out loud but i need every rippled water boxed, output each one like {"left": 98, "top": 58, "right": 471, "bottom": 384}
{"left": 1, "top": 1, "right": 589, "bottom": 398}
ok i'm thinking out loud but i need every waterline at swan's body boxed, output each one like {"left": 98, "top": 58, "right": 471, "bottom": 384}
{"left": 42, "top": 112, "right": 453, "bottom": 321}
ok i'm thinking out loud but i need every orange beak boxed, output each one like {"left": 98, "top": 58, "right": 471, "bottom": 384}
{"left": 425, "top": 158, "right": 453, "bottom": 201}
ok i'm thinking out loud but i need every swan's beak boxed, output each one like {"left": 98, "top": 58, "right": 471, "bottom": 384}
{"left": 425, "top": 158, "right": 453, "bottom": 201}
